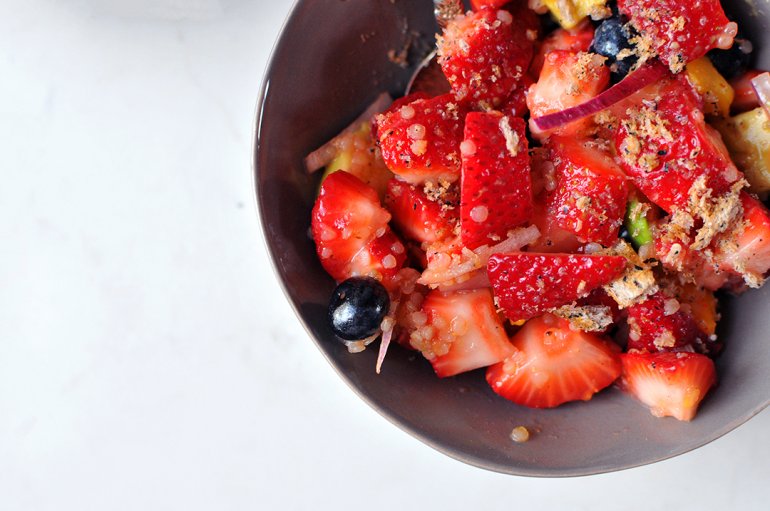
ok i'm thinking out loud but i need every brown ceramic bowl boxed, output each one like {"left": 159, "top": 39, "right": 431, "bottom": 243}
{"left": 254, "top": 0, "right": 770, "bottom": 476}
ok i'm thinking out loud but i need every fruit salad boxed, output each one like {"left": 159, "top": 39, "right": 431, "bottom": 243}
{"left": 305, "top": 0, "right": 770, "bottom": 422}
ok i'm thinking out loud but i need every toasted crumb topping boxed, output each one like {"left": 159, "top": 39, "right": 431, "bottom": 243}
{"left": 498, "top": 116, "right": 520, "bottom": 157}
{"left": 602, "top": 241, "right": 658, "bottom": 308}
{"left": 689, "top": 177, "right": 747, "bottom": 250}
{"left": 550, "top": 304, "right": 614, "bottom": 332}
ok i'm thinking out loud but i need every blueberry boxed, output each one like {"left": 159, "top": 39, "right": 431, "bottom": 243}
{"left": 328, "top": 277, "right": 390, "bottom": 341}
{"left": 708, "top": 38, "right": 753, "bottom": 80}
{"left": 591, "top": 15, "right": 638, "bottom": 81}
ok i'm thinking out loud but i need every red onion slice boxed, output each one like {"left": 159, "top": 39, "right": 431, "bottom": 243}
{"left": 531, "top": 60, "right": 670, "bottom": 131}
{"left": 751, "top": 72, "right": 770, "bottom": 122}
{"left": 304, "top": 92, "right": 393, "bottom": 173}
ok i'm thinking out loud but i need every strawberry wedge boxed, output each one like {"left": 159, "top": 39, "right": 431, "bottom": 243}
{"left": 618, "top": 0, "right": 735, "bottom": 73}
{"left": 547, "top": 137, "right": 629, "bottom": 246}
{"left": 487, "top": 253, "right": 627, "bottom": 322}
{"left": 461, "top": 113, "right": 532, "bottom": 250}
{"left": 625, "top": 292, "right": 716, "bottom": 355}
{"left": 384, "top": 178, "right": 458, "bottom": 245}
{"left": 619, "top": 352, "right": 717, "bottom": 421}
{"left": 312, "top": 171, "right": 405, "bottom": 285}
{"left": 410, "top": 288, "right": 514, "bottom": 378}
{"left": 486, "top": 315, "right": 622, "bottom": 408}
{"left": 374, "top": 94, "right": 467, "bottom": 184}
{"left": 438, "top": 8, "right": 533, "bottom": 109}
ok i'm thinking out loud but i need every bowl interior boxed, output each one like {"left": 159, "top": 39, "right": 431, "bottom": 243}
{"left": 255, "top": 0, "right": 770, "bottom": 476}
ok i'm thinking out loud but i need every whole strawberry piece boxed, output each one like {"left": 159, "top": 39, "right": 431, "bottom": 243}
{"left": 486, "top": 315, "right": 622, "bottom": 408}
{"left": 438, "top": 8, "right": 533, "bottom": 110}
{"left": 374, "top": 94, "right": 467, "bottom": 184}
{"left": 487, "top": 252, "right": 627, "bottom": 321}
{"left": 619, "top": 351, "right": 717, "bottom": 421}
{"left": 461, "top": 112, "right": 532, "bottom": 249}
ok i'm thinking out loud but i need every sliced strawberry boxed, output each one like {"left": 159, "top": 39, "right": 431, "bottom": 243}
{"left": 652, "top": 212, "right": 732, "bottom": 291}
{"left": 528, "top": 201, "right": 584, "bottom": 253}
{"left": 501, "top": 75, "right": 533, "bottom": 118}
{"left": 626, "top": 292, "right": 716, "bottom": 355}
{"left": 547, "top": 137, "right": 629, "bottom": 245}
{"left": 410, "top": 288, "right": 514, "bottom": 377}
{"left": 614, "top": 77, "right": 742, "bottom": 214}
{"left": 384, "top": 178, "right": 458, "bottom": 244}
{"left": 486, "top": 315, "right": 622, "bottom": 408}
{"left": 530, "top": 20, "right": 595, "bottom": 78}
{"left": 470, "top": 0, "right": 509, "bottom": 9}
{"left": 527, "top": 50, "right": 610, "bottom": 140}
{"left": 618, "top": 0, "right": 735, "bottom": 73}
{"left": 618, "top": 351, "right": 717, "bottom": 421}
{"left": 730, "top": 70, "right": 763, "bottom": 114}
{"left": 312, "top": 172, "right": 392, "bottom": 279}
{"left": 374, "top": 94, "right": 467, "bottom": 184}
{"left": 460, "top": 113, "right": 532, "bottom": 249}
{"left": 437, "top": 8, "right": 533, "bottom": 109}
{"left": 349, "top": 229, "right": 407, "bottom": 288}
{"left": 716, "top": 192, "right": 770, "bottom": 287}
{"left": 487, "top": 253, "right": 627, "bottom": 321}
{"left": 371, "top": 92, "right": 431, "bottom": 140}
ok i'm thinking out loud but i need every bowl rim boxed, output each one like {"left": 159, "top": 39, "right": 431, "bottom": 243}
{"left": 251, "top": 0, "right": 770, "bottom": 477}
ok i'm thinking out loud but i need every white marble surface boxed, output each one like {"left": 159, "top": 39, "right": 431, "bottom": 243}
{"left": 0, "top": 0, "right": 767, "bottom": 509}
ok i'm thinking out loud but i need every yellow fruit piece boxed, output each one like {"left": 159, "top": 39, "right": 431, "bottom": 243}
{"left": 678, "top": 284, "right": 718, "bottom": 336}
{"left": 542, "top": 0, "right": 608, "bottom": 30}
{"left": 317, "top": 121, "right": 392, "bottom": 198}
{"left": 714, "top": 108, "right": 770, "bottom": 193}
{"left": 685, "top": 57, "right": 734, "bottom": 117}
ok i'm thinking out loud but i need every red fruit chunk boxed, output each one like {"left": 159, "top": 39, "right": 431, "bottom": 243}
{"left": 614, "top": 78, "right": 742, "bottom": 214}
{"left": 411, "top": 288, "right": 514, "bottom": 377}
{"left": 501, "top": 75, "right": 533, "bottom": 118}
{"left": 730, "top": 70, "right": 763, "bottom": 114}
{"left": 384, "top": 178, "right": 458, "bottom": 244}
{"left": 486, "top": 315, "right": 622, "bottom": 408}
{"left": 716, "top": 192, "right": 770, "bottom": 287}
{"left": 470, "top": 0, "right": 509, "bottom": 9}
{"left": 437, "top": 8, "right": 533, "bottom": 109}
{"left": 487, "top": 252, "right": 627, "bottom": 321}
{"left": 618, "top": 0, "right": 736, "bottom": 73}
{"left": 530, "top": 21, "right": 595, "bottom": 78}
{"left": 547, "top": 137, "right": 629, "bottom": 245}
{"left": 374, "top": 94, "right": 467, "bottom": 184}
{"left": 528, "top": 210, "right": 583, "bottom": 253}
{"left": 312, "top": 171, "right": 405, "bottom": 284}
{"left": 654, "top": 229, "right": 730, "bottom": 291}
{"left": 626, "top": 292, "right": 716, "bottom": 355}
{"left": 528, "top": 50, "right": 610, "bottom": 140}
{"left": 351, "top": 229, "right": 407, "bottom": 288}
{"left": 372, "top": 92, "right": 430, "bottom": 140}
{"left": 619, "top": 351, "right": 717, "bottom": 421}
{"left": 460, "top": 113, "right": 532, "bottom": 249}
